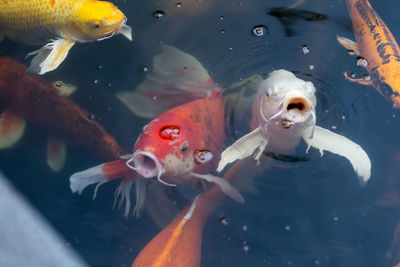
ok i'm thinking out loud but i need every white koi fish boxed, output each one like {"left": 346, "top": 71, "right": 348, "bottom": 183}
{"left": 217, "top": 70, "right": 371, "bottom": 184}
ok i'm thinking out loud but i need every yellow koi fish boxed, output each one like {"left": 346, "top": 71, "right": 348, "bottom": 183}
{"left": 0, "top": 0, "right": 132, "bottom": 75}
{"left": 337, "top": 0, "right": 400, "bottom": 108}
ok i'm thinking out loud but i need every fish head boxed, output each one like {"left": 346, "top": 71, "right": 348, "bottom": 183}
{"left": 129, "top": 118, "right": 206, "bottom": 184}
{"left": 67, "top": 1, "right": 132, "bottom": 42}
{"left": 255, "top": 70, "right": 316, "bottom": 132}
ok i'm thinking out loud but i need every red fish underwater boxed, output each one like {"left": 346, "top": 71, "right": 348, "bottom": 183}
{"left": 337, "top": 0, "right": 400, "bottom": 108}
{"left": 70, "top": 46, "right": 244, "bottom": 217}
{"left": 0, "top": 57, "right": 124, "bottom": 170}
{"left": 131, "top": 161, "right": 241, "bottom": 267}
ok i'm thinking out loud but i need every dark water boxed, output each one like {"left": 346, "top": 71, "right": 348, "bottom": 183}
{"left": 1, "top": 0, "right": 400, "bottom": 266}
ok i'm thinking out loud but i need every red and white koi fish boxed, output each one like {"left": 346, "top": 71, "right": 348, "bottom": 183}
{"left": 337, "top": 0, "right": 400, "bottom": 108}
{"left": 0, "top": 0, "right": 132, "bottom": 75}
{"left": 217, "top": 70, "right": 371, "bottom": 184}
{"left": 70, "top": 46, "right": 244, "bottom": 217}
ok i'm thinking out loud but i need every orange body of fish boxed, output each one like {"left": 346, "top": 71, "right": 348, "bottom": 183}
{"left": 337, "top": 0, "right": 400, "bottom": 108}
{"left": 131, "top": 160, "right": 240, "bottom": 267}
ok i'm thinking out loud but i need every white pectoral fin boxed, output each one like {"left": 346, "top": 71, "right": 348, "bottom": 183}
{"left": 26, "top": 38, "right": 75, "bottom": 75}
{"left": 46, "top": 136, "right": 67, "bottom": 172}
{"left": 0, "top": 109, "right": 26, "bottom": 149}
{"left": 303, "top": 126, "right": 371, "bottom": 184}
{"left": 118, "top": 24, "right": 133, "bottom": 41}
{"left": 217, "top": 127, "right": 268, "bottom": 172}
{"left": 190, "top": 172, "right": 244, "bottom": 203}
{"left": 336, "top": 35, "right": 360, "bottom": 55}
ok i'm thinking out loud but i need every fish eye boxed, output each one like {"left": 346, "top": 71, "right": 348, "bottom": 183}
{"left": 265, "top": 88, "right": 272, "bottom": 97}
{"left": 180, "top": 141, "right": 189, "bottom": 152}
{"left": 90, "top": 21, "right": 102, "bottom": 29}
{"left": 160, "top": 126, "right": 181, "bottom": 140}
{"left": 55, "top": 81, "right": 62, "bottom": 87}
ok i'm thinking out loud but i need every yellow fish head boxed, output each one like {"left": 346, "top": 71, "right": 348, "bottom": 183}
{"left": 67, "top": 0, "right": 130, "bottom": 42}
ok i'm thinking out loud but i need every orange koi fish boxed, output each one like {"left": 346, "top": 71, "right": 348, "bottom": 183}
{"left": 0, "top": 57, "right": 125, "bottom": 169}
{"left": 0, "top": 0, "right": 132, "bottom": 75}
{"left": 131, "top": 162, "right": 240, "bottom": 267}
{"left": 70, "top": 46, "right": 244, "bottom": 217}
{"left": 337, "top": 0, "right": 400, "bottom": 108}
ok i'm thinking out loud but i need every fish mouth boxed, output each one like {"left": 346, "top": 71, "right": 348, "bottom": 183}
{"left": 281, "top": 92, "right": 314, "bottom": 127}
{"left": 284, "top": 97, "right": 311, "bottom": 113}
{"left": 131, "top": 150, "right": 162, "bottom": 178}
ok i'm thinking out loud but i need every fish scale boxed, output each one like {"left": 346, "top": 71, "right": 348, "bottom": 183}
{"left": 0, "top": 0, "right": 76, "bottom": 44}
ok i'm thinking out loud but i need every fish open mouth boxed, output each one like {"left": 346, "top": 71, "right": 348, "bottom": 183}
{"left": 132, "top": 150, "right": 161, "bottom": 178}
{"left": 285, "top": 97, "right": 310, "bottom": 112}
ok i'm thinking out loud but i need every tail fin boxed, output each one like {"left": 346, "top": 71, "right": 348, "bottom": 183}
{"left": 116, "top": 45, "right": 217, "bottom": 118}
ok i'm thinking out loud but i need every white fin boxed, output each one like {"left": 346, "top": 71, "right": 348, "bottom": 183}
{"left": 134, "top": 177, "right": 146, "bottom": 217}
{"left": 70, "top": 164, "right": 107, "bottom": 195}
{"left": 118, "top": 24, "right": 133, "bottom": 41}
{"left": 190, "top": 172, "right": 245, "bottom": 203}
{"left": 0, "top": 109, "right": 26, "bottom": 149}
{"left": 116, "top": 45, "right": 216, "bottom": 118}
{"left": 336, "top": 35, "right": 360, "bottom": 55}
{"left": 26, "top": 38, "right": 75, "bottom": 75}
{"left": 303, "top": 126, "right": 371, "bottom": 184}
{"left": 217, "top": 127, "right": 268, "bottom": 172}
{"left": 46, "top": 136, "right": 67, "bottom": 172}
{"left": 113, "top": 179, "right": 134, "bottom": 217}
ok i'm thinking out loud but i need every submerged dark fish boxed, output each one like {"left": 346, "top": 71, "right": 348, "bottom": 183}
{"left": 0, "top": 56, "right": 125, "bottom": 166}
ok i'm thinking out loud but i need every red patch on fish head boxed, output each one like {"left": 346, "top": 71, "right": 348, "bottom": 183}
{"left": 133, "top": 116, "right": 199, "bottom": 177}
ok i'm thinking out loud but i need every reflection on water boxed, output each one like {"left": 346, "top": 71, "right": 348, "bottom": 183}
{"left": 1, "top": 0, "right": 400, "bottom": 266}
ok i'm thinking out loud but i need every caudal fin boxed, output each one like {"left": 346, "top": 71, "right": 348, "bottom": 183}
{"left": 116, "top": 45, "right": 217, "bottom": 118}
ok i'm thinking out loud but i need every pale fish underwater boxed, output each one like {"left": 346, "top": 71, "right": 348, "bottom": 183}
{"left": 0, "top": 0, "right": 132, "bottom": 75}
{"left": 217, "top": 70, "right": 371, "bottom": 185}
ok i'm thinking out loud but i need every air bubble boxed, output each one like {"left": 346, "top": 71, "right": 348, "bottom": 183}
{"left": 301, "top": 45, "right": 310, "bottom": 55}
{"left": 242, "top": 225, "right": 248, "bottom": 231}
{"left": 88, "top": 114, "right": 95, "bottom": 120}
{"left": 220, "top": 217, "right": 229, "bottom": 226}
{"left": 252, "top": 25, "right": 268, "bottom": 37}
{"left": 356, "top": 57, "right": 368, "bottom": 68}
{"left": 152, "top": 10, "right": 165, "bottom": 20}
{"left": 176, "top": 2, "right": 182, "bottom": 8}
{"left": 94, "top": 79, "right": 99, "bottom": 84}
{"left": 141, "top": 65, "right": 149, "bottom": 72}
